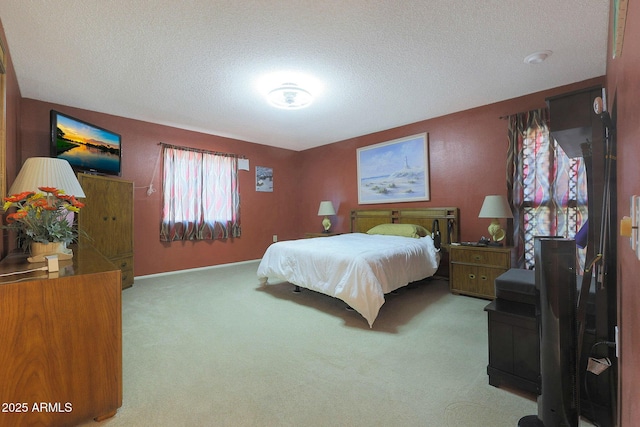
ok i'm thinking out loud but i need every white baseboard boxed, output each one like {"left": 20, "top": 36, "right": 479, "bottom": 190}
{"left": 134, "top": 259, "right": 261, "bottom": 280}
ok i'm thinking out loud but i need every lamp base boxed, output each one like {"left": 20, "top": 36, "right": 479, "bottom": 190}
{"left": 321, "top": 216, "right": 331, "bottom": 233}
{"left": 488, "top": 219, "right": 506, "bottom": 242}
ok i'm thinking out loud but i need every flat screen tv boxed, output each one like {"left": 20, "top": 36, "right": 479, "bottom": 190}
{"left": 50, "top": 110, "right": 121, "bottom": 176}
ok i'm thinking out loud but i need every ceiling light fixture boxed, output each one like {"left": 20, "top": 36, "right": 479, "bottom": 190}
{"left": 524, "top": 50, "right": 552, "bottom": 64}
{"left": 267, "top": 83, "right": 313, "bottom": 110}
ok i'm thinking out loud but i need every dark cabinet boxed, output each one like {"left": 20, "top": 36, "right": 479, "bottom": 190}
{"left": 485, "top": 299, "right": 540, "bottom": 394}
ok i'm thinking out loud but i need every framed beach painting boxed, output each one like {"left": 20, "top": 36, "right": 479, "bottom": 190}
{"left": 357, "top": 133, "right": 429, "bottom": 204}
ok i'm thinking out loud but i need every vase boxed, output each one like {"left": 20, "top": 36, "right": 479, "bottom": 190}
{"left": 30, "top": 241, "right": 64, "bottom": 256}
{"left": 28, "top": 241, "right": 73, "bottom": 263}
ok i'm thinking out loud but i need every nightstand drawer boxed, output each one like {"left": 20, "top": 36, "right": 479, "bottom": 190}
{"left": 449, "top": 245, "right": 514, "bottom": 299}
{"left": 452, "top": 249, "right": 510, "bottom": 269}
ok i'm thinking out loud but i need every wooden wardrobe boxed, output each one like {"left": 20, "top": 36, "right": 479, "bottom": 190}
{"left": 78, "top": 173, "right": 134, "bottom": 289}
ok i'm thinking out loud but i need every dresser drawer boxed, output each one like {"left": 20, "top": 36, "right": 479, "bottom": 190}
{"left": 109, "top": 254, "right": 134, "bottom": 289}
{"left": 110, "top": 254, "right": 133, "bottom": 271}
{"left": 120, "top": 267, "right": 134, "bottom": 289}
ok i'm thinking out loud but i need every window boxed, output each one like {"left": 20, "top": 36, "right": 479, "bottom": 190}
{"left": 507, "top": 109, "right": 587, "bottom": 269}
{"left": 160, "top": 145, "right": 240, "bottom": 241}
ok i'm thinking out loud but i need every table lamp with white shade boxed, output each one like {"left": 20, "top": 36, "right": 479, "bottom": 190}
{"left": 317, "top": 201, "right": 336, "bottom": 233}
{"left": 478, "top": 195, "right": 513, "bottom": 245}
{"left": 8, "top": 157, "right": 86, "bottom": 197}
{"left": 6, "top": 157, "right": 85, "bottom": 262}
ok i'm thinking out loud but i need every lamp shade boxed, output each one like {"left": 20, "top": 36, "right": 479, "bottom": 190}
{"left": 8, "top": 157, "right": 86, "bottom": 198}
{"left": 478, "top": 195, "right": 513, "bottom": 219}
{"left": 317, "top": 201, "right": 336, "bottom": 216}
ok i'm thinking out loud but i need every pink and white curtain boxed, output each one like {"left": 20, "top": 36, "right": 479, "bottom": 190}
{"left": 161, "top": 145, "right": 240, "bottom": 241}
{"left": 506, "top": 109, "right": 588, "bottom": 269}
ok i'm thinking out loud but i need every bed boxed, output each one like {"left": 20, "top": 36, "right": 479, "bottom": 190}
{"left": 257, "top": 208, "right": 459, "bottom": 327}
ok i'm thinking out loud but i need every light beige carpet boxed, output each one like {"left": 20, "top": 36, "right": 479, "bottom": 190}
{"left": 81, "top": 260, "right": 593, "bottom": 427}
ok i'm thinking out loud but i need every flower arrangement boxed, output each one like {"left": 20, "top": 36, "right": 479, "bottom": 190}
{"left": 2, "top": 187, "right": 85, "bottom": 248}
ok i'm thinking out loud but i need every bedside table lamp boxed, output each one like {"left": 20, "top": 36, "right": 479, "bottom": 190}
{"left": 317, "top": 201, "right": 336, "bottom": 233}
{"left": 478, "top": 195, "right": 513, "bottom": 244}
{"left": 7, "top": 157, "right": 86, "bottom": 262}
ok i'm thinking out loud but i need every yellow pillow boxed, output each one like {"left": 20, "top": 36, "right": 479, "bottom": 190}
{"left": 366, "top": 223, "right": 429, "bottom": 238}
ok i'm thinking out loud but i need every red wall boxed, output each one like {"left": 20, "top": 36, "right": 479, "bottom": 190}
{"left": 18, "top": 99, "right": 302, "bottom": 276}
{"left": 296, "top": 78, "right": 604, "bottom": 242}
{"left": 605, "top": 0, "right": 640, "bottom": 423}
{"left": 16, "top": 77, "right": 604, "bottom": 277}
{"left": 3, "top": 2, "right": 640, "bottom": 423}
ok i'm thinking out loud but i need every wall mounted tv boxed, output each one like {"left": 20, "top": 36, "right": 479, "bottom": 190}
{"left": 50, "top": 110, "right": 122, "bottom": 176}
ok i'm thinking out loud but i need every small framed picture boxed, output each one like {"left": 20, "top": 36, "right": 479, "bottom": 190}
{"left": 256, "top": 166, "right": 273, "bottom": 192}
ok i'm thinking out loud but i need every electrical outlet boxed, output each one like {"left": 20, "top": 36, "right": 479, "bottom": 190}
{"left": 272, "top": 235, "right": 278, "bottom": 243}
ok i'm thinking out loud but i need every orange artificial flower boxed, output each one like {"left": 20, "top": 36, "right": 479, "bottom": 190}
{"left": 69, "top": 196, "right": 85, "bottom": 208}
{"left": 38, "top": 186, "right": 58, "bottom": 193}
{"left": 2, "top": 186, "right": 85, "bottom": 246}
{"left": 6, "top": 211, "right": 28, "bottom": 223}
{"left": 32, "top": 198, "right": 49, "bottom": 208}
{"left": 3, "top": 191, "right": 34, "bottom": 203}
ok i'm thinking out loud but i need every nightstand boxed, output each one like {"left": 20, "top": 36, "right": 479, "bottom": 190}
{"left": 449, "top": 245, "right": 514, "bottom": 299}
{"left": 304, "top": 232, "right": 341, "bottom": 238}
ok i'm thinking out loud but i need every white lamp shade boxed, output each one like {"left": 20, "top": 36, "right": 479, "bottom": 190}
{"left": 317, "top": 201, "right": 336, "bottom": 216}
{"left": 478, "top": 195, "right": 513, "bottom": 219}
{"left": 8, "top": 157, "right": 86, "bottom": 198}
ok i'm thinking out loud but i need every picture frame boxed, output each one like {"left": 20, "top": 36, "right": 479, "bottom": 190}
{"left": 613, "top": 0, "right": 629, "bottom": 59}
{"left": 256, "top": 166, "right": 273, "bottom": 192}
{"left": 357, "top": 133, "right": 429, "bottom": 204}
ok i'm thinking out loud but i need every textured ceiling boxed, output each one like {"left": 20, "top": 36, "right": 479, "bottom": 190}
{"left": 0, "top": 1, "right": 610, "bottom": 151}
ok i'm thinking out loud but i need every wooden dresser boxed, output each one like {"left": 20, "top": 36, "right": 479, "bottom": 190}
{"left": 0, "top": 244, "right": 122, "bottom": 426}
{"left": 449, "top": 244, "right": 514, "bottom": 299}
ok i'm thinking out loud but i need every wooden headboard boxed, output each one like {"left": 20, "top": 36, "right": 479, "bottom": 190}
{"left": 350, "top": 207, "right": 459, "bottom": 249}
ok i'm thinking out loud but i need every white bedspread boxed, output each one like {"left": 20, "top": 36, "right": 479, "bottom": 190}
{"left": 256, "top": 233, "right": 440, "bottom": 327}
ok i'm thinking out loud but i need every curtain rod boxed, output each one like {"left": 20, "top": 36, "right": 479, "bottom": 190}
{"left": 500, "top": 107, "right": 551, "bottom": 121}
{"left": 158, "top": 142, "right": 245, "bottom": 159}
